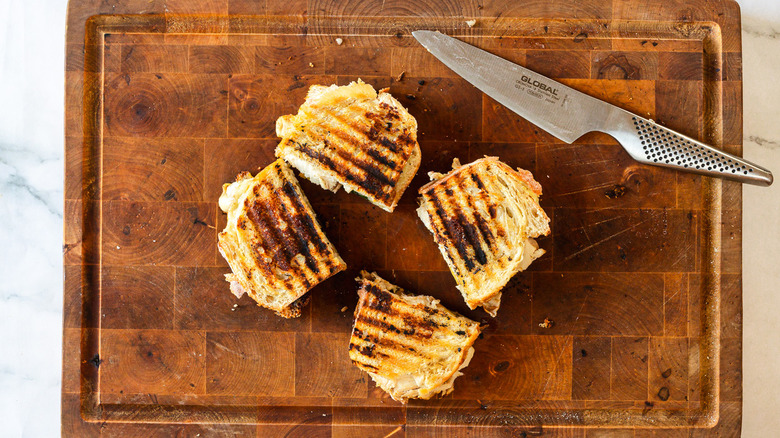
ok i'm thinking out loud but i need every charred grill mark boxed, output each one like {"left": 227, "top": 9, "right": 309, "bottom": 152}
{"left": 355, "top": 317, "right": 435, "bottom": 351}
{"left": 328, "top": 110, "right": 406, "bottom": 158}
{"left": 295, "top": 140, "right": 338, "bottom": 173}
{"left": 364, "top": 111, "right": 381, "bottom": 122}
{"left": 378, "top": 102, "right": 401, "bottom": 120}
{"left": 456, "top": 212, "right": 488, "bottom": 267}
{"left": 474, "top": 209, "right": 496, "bottom": 249}
{"left": 424, "top": 195, "right": 468, "bottom": 275}
{"left": 378, "top": 136, "right": 400, "bottom": 153}
{"left": 351, "top": 327, "right": 376, "bottom": 343}
{"left": 324, "top": 111, "right": 403, "bottom": 162}
{"left": 295, "top": 135, "right": 368, "bottom": 186}
{"left": 469, "top": 172, "right": 486, "bottom": 190}
{"left": 351, "top": 360, "right": 378, "bottom": 371}
{"left": 323, "top": 133, "right": 394, "bottom": 186}
{"left": 290, "top": 104, "right": 417, "bottom": 206}
{"left": 295, "top": 207, "right": 329, "bottom": 254}
{"left": 367, "top": 126, "right": 380, "bottom": 141}
{"left": 274, "top": 187, "right": 320, "bottom": 275}
{"left": 366, "top": 147, "right": 399, "bottom": 170}
{"left": 396, "top": 132, "right": 415, "bottom": 154}
{"left": 365, "top": 286, "right": 393, "bottom": 312}
{"left": 253, "top": 188, "right": 302, "bottom": 273}
{"left": 456, "top": 172, "right": 495, "bottom": 253}
{"left": 279, "top": 181, "right": 328, "bottom": 254}
{"left": 245, "top": 192, "right": 292, "bottom": 272}
{"left": 346, "top": 155, "right": 396, "bottom": 189}
{"left": 295, "top": 129, "right": 395, "bottom": 203}
{"left": 374, "top": 115, "right": 415, "bottom": 163}
{"left": 429, "top": 193, "right": 476, "bottom": 271}
{"left": 351, "top": 335, "right": 419, "bottom": 361}
{"left": 364, "top": 115, "right": 386, "bottom": 140}
{"left": 320, "top": 121, "right": 365, "bottom": 150}
{"left": 323, "top": 127, "right": 400, "bottom": 188}
{"left": 354, "top": 343, "right": 388, "bottom": 358}
{"left": 358, "top": 306, "right": 438, "bottom": 337}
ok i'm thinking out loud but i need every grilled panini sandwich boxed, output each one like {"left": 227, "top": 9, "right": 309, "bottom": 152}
{"left": 275, "top": 80, "right": 421, "bottom": 212}
{"left": 349, "top": 271, "right": 481, "bottom": 403}
{"left": 417, "top": 157, "right": 551, "bottom": 317}
{"left": 218, "top": 159, "right": 346, "bottom": 318}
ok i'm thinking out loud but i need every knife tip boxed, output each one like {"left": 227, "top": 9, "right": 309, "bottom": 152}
{"left": 412, "top": 30, "right": 442, "bottom": 48}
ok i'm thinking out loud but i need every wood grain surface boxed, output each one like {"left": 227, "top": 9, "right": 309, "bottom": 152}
{"left": 64, "top": 0, "right": 743, "bottom": 435}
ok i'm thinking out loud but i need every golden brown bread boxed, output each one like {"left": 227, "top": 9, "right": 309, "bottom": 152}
{"left": 417, "top": 157, "right": 551, "bottom": 317}
{"left": 218, "top": 159, "right": 346, "bottom": 318}
{"left": 349, "top": 271, "right": 481, "bottom": 403}
{"left": 275, "top": 80, "right": 421, "bottom": 212}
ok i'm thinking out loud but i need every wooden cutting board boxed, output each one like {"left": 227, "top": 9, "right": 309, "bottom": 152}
{"left": 63, "top": 0, "right": 744, "bottom": 435}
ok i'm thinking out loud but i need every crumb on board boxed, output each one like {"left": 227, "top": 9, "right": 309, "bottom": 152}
{"left": 466, "top": 19, "right": 477, "bottom": 27}
{"left": 341, "top": 306, "right": 348, "bottom": 312}
{"left": 539, "top": 318, "right": 554, "bottom": 329}
{"left": 604, "top": 184, "right": 627, "bottom": 199}
{"left": 396, "top": 71, "right": 405, "bottom": 81}
{"left": 308, "top": 62, "right": 315, "bottom": 67}
{"left": 335, "top": 37, "right": 343, "bottom": 45}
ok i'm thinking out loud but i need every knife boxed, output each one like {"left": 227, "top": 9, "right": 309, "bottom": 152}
{"left": 412, "top": 30, "right": 773, "bottom": 186}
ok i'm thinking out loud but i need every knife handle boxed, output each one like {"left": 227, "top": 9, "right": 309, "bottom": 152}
{"left": 606, "top": 112, "right": 773, "bottom": 186}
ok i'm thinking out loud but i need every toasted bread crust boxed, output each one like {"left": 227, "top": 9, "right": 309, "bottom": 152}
{"left": 417, "top": 157, "right": 550, "bottom": 316}
{"left": 218, "top": 159, "right": 346, "bottom": 318}
{"left": 349, "top": 271, "right": 481, "bottom": 403}
{"left": 275, "top": 80, "right": 421, "bottom": 212}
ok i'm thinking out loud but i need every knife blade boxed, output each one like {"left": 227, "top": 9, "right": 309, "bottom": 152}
{"left": 412, "top": 30, "right": 773, "bottom": 186}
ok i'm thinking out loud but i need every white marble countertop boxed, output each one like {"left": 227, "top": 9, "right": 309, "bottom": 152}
{"left": 0, "top": 0, "right": 778, "bottom": 436}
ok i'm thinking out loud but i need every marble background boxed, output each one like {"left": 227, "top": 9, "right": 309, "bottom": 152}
{"left": 0, "top": 0, "right": 777, "bottom": 436}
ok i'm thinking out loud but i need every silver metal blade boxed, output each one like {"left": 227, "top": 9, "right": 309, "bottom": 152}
{"left": 412, "top": 30, "right": 612, "bottom": 143}
{"left": 412, "top": 30, "right": 773, "bottom": 186}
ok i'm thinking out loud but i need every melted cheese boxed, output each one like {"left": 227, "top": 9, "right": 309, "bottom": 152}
{"left": 367, "top": 346, "right": 476, "bottom": 403}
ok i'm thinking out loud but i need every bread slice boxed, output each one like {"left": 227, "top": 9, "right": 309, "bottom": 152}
{"left": 349, "top": 271, "right": 481, "bottom": 403}
{"left": 417, "top": 157, "right": 551, "bottom": 317}
{"left": 275, "top": 80, "right": 421, "bottom": 212}
{"left": 218, "top": 159, "right": 346, "bottom": 318}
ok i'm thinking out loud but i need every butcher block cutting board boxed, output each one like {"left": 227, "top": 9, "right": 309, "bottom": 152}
{"left": 63, "top": 0, "right": 744, "bottom": 435}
